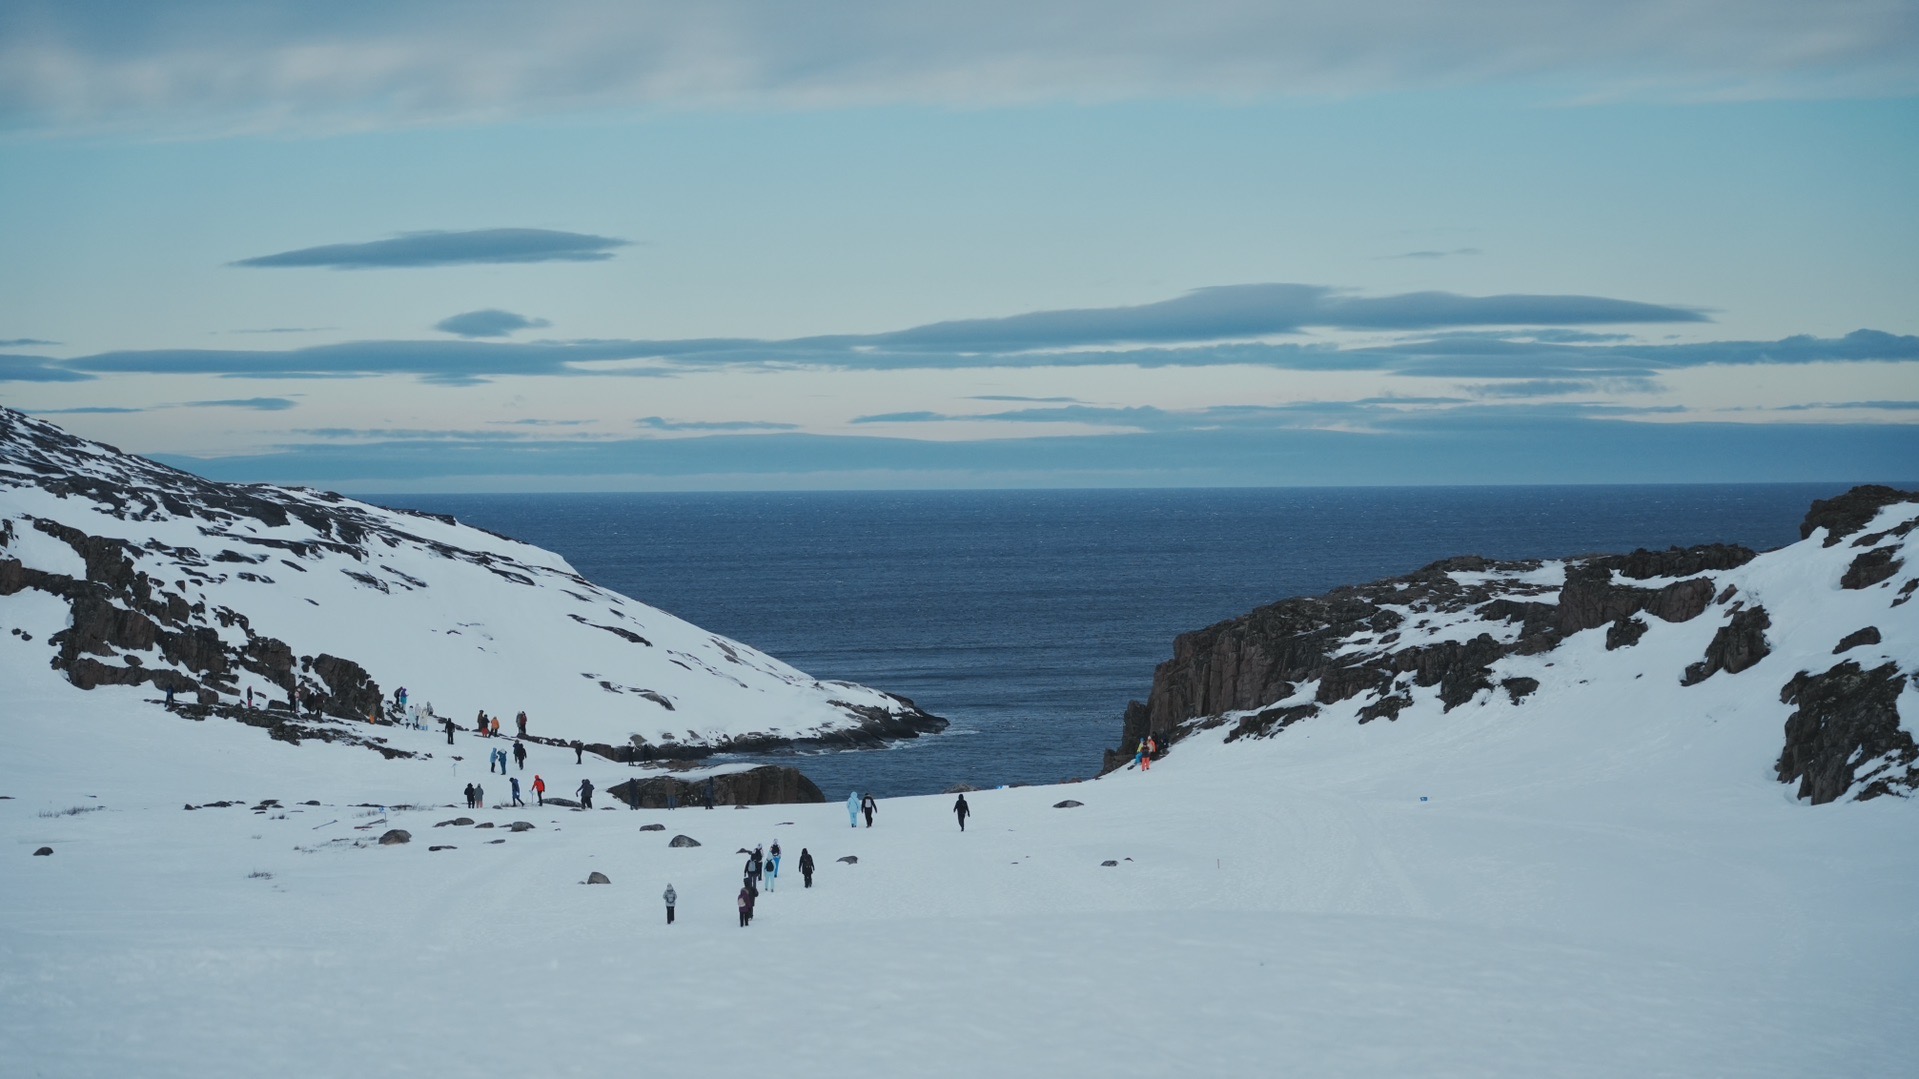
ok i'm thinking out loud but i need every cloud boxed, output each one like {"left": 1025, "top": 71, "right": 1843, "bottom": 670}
{"left": 435, "top": 309, "right": 553, "bottom": 338}
{"left": 968, "top": 395, "right": 1082, "bottom": 403}
{"left": 183, "top": 396, "right": 298, "bottom": 410}
{"left": 0, "top": 337, "right": 57, "bottom": 347}
{"left": 6, "top": 2, "right": 1913, "bottom": 135}
{"left": 225, "top": 326, "right": 335, "bottom": 335}
{"left": 1382, "top": 248, "right": 1482, "bottom": 260}
{"left": 23, "top": 405, "right": 143, "bottom": 414}
{"left": 0, "top": 352, "right": 93, "bottom": 382}
{"left": 636, "top": 416, "right": 799, "bottom": 431}
{"left": 232, "top": 229, "right": 628, "bottom": 270}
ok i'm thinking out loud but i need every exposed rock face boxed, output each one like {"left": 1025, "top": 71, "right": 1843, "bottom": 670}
{"left": 609, "top": 766, "right": 824, "bottom": 809}
{"left": 1108, "top": 486, "right": 1918, "bottom": 809}
{"left": 1680, "top": 607, "right": 1771, "bottom": 686}
{"left": 1776, "top": 662, "right": 1917, "bottom": 804}
{"left": 1106, "top": 545, "right": 1752, "bottom": 772}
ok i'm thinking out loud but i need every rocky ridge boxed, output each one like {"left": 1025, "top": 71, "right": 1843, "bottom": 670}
{"left": 0, "top": 408, "right": 945, "bottom": 758}
{"left": 1110, "top": 485, "right": 1919, "bottom": 806}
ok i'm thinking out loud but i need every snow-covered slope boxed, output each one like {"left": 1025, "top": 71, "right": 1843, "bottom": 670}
{"left": 0, "top": 407, "right": 943, "bottom": 756}
{"left": 4, "top": 475, "right": 1914, "bottom": 1077}
{"left": 1120, "top": 485, "right": 1919, "bottom": 807}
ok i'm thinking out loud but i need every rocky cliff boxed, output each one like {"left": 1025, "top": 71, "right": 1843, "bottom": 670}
{"left": 1109, "top": 485, "right": 1919, "bottom": 806}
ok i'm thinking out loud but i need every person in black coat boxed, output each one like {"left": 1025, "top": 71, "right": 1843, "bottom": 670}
{"left": 954, "top": 793, "right": 970, "bottom": 832}
{"left": 576, "top": 777, "right": 594, "bottom": 809}
{"left": 860, "top": 793, "right": 878, "bottom": 828}
{"left": 443, "top": 716, "right": 457, "bottom": 745}
{"left": 512, "top": 740, "right": 526, "bottom": 770}
{"left": 463, "top": 782, "right": 476, "bottom": 809}
{"left": 798, "top": 848, "right": 815, "bottom": 888}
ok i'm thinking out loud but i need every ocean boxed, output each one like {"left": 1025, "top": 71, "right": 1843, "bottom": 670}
{"left": 379, "top": 484, "right": 1850, "bottom": 797}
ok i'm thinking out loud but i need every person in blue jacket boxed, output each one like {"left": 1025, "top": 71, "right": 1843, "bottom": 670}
{"left": 846, "top": 791, "right": 860, "bottom": 828}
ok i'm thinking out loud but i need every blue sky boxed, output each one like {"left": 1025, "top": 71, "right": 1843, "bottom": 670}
{"left": 1, "top": 1, "right": 1914, "bottom": 491}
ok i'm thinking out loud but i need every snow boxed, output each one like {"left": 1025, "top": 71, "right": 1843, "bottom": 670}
{"left": 4, "top": 418, "right": 1916, "bottom": 1075}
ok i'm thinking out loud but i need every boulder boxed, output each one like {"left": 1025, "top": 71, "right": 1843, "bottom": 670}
{"left": 1100, "top": 860, "right": 1119, "bottom": 867}
{"left": 429, "top": 845, "right": 455, "bottom": 851}
{"left": 1776, "top": 661, "right": 1917, "bottom": 804}
{"left": 377, "top": 829, "right": 410, "bottom": 845}
{"left": 1053, "top": 799, "right": 1084, "bottom": 809}
{"left": 1841, "top": 548, "right": 1903, "bottom": 590}
{"left": 33, "top": 846, "right": 52, "bottom": 856}
{"left": 639, "top": 823, "right": 665, "bottom": 831}
{"left": 667, "top": 834, "right": 701, "bottom": 848}
{"left": 1681, "top": 607, "right": 1771, "bottom": 685}
{"left": 508, "top": 821, "right": 535, "bottom": 832}
{"left": 586, "top": 871, "right": 610, "bottom": 884}
{"left": 608, "top": 766, "right": 825, "bottom": 809}
{"left": 1834, "top": 627, "right": 1882, "bottom": 654}
{"left": 1800, "top": 485, "right": 1919, "bottom": 545}
{"left": 837, "top": 855, "right": 858, "bottom": 864}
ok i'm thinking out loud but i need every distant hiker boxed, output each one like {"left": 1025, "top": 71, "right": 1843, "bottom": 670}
{"left": 663, "top": 884, "right": 677, "bottom": 925}
{"left": 164, "top": 685, "right": 175, "bottom": 707}
{"left": 490, "top": 716, "right": 501, "bottom": 737}
{"left": 572, "top": 740, "right": 584, "bottom": 765}
{"left": 738, "top": 886, "right": 751, "bottom": 927}
{"left": 704, "top": 777, "right": 715, "bottom": 809}
{"left": 576, "top": 778, "right": 594, "bottom": 809}
{"left": 395, "top": 686, "right": 407, "bottom": 710}
{"left": 846, "top": 792, "right": 860, "bottom": 828}
{"left": 798, "top": 848, "right": 815, "bottom": 888}
{"left": 1143, "top": 734, "right": 1156, "bottom": 772}
{"left": 666, "top": 790, "right": 678, "bottom": 811}
{"left": 512, "top": 740, "right": 526, "bottom": 770}
{"left": 510, "top": 776, "right": 523, "bottom": 807}
{"left": 954, "top": 793, "right": 970, "bottom": 832}
{"left": 475, "top": 782, "right": 485, "bottom": 808}
{"left": 766, "top": 848, "right": 780, "bottom": 892}
{"left": 532, "top": 774, "right": 546, "bottom": 806}
{"left": 1133, "top": 738, "right": 1146, "bottom": 769}
{"left": 516, "top": 711, "right": 527, "bottom": 737}
{"left": 476, "top": 710, "right": 488, "bottom": 736}
{"left": 246, "top": 686, "right": 255, "bottom": 709}
{"left": 444, "top": 716, "right": 456, "bottom": 745}
{"left": 861, "top": 793, "right": 877, "bottom": 828}
{"left": 464, "top": 782, "right": 476, "bottom": 809}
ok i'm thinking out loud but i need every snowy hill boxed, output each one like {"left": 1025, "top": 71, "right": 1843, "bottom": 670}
{"left": 1118, "top": 484, "right": 1919, "bottom": 806}
{"left": 0, "top": 407, "right": 943, "bottom": 758}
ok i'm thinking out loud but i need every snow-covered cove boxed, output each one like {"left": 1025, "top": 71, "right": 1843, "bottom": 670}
{"left": 4, "top": 412, "right": 1916, "bottom": 1076}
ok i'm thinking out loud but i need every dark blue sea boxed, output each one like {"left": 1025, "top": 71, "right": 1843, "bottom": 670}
{"left": 377, "top": 485, "right": 1852, "bottom": 797}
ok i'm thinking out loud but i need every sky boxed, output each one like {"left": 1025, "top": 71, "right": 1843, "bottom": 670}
{"left": 1, "top": 0, "right": 1915, "bottom": 492}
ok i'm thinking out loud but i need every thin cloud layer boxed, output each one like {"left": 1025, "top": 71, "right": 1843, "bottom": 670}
{"left": 5, "top": 2, "right": 1913, "bottom": 134}
{"left": 436, "top": 309, "right": 554, "bottom": 338}
{"left": 0, "top": 352, "right": 93, "bottom": 382}
{"left": 232, "top": 229, "right": 627, "bottom": 269}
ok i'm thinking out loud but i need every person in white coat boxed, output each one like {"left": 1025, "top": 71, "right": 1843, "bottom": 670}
{"left": 663, "top": 883, "right": 677, "bottom": 925}
{"left": 846, "top": 791, "right": 860, "bottom": 828}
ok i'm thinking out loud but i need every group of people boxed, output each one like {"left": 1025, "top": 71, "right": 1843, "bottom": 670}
{"left": 1132, "top": 734, "right": 1159, "bottom": 771}
{"left": 846, "top": 791, "right": 879, "bottom": 828}
{"left": 487, "top": 742, "right": 527, "bottom": 773}
{"left": 462, "top": 774, "right": 547, "bottom": 808}
{"left": 735, "top": 841, "right": 818, "bottom": 927}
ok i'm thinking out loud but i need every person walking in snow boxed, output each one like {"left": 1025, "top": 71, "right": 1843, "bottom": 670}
{"left": 576, "top": 777, "right": 594, "bottom": 809}
{"left": 954, "top": 793, "right": 970, "bottom": 832}
{"left": 572, "top": 740, "right": 584, "bottom": 765}
{"left": 510, "top": 776, "right": 523, "bottom": 807}
{"left": 474, "top": 782, "right": 485, "bottom": 808}
{"left": 1143, "top": 734, "right": 1156, "bottom": 771}
{"left": 846, "top": 791, "right": 860, "bottom": 828}
{"left": 532, "top": 774, "right": 546, "bottom": 806}
{"left": 663, "top": 883, "right": 677, "bottom": 925}
{"left": 464, "top": 782, "right": 476, "bottom": 809}
{"left": 512, "top": 740, "right": 526, "bottom": 770}
{"left": 799, "top": 848, "right": 815, "bottom": 888}
{"left": 765, "top": 846, "right": 780, "bottom": 892}
{"left": 861, "top": 793, "right": 878, "bottom": 828}
{"left": 444, "top": 716, "right": 456, "bottom": 745}
{"left": 516, "top": 710, "right": 527, "bottom": 738}
{"left": 737, "top": 886, "right": 751, "bottom": 927}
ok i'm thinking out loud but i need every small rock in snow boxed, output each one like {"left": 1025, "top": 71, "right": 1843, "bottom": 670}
{"left": 33, "top": 846, "right": 53, "bottom": 856}
{"left": 1100, "top": 860, "right": 1119, "bottom": 867}
{"left": 488, "top": 838, "right": 505, "bottom": 844}
{"left": 586, "top": 871, "right": 611, "bottom": 884}
{"left": 837, "top": 855, "right": 858, "bottom": 864}
{"left": 377, "top": 829, "right": 410, "bottom": 845}
{"left": 668, "top": 835, "right": 701, "bottom": 847}
{"left": 508, "top": 821, "right": 535, "bottom": 832}
{"left": 429, "top": 845, "right": 455, "bottom": 851}
{"left": 474, "top": 822, "right": 495, "bottom": 829}
{"left": 1053, "top": 800, "right": 1084, "bottom": 809}
{"left": 638, "top": 823, "right": 665, "bottom": 831}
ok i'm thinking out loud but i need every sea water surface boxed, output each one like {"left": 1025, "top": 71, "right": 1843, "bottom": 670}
{"left": 381, "top": 485, "right": 1847, "bottom": 797}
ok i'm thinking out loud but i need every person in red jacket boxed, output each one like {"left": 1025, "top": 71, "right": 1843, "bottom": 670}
{"left": 531, "top": 774, "right": 546, "bottom": 806}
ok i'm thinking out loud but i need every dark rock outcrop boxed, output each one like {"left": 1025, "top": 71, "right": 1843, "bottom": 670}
{"left": 1841, "top": 548, "right": 1903, "bottom": 590}
{"left": 1053, "top": 799, "right": 1083, "bottom": 808}
{"left": 377, "top": 829, "right": 411, "bottom": 845}
{"left": 1681, "top": 607, "right": 1771, "bottom": 685}
{"left": 33, "top": 846, "right": 53, "bottom": 856}
{"left": 1833, "top": 627, "right": 1882, "bottom": 654}
{"left": 586, "top": 871, "right": 610, "bottom": 884}
{"left": 667, "top": 835, "right": 700, "bottom": 848}
{"left": 1776, "top": 661, "right": 1917, "bottom": 804}
{"left": 1801, "top": 486, "right": 1919, "bottom": 545}
{"left": 609, "top": 766, "right": 824, "bottom": 809}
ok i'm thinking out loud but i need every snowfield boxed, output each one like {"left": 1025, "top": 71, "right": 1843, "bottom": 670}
{"left": 6, "top": 502, "right": 1917, "bottom": 1076}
